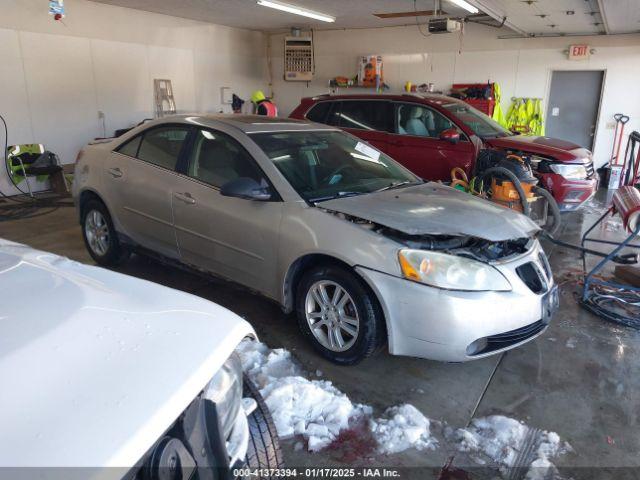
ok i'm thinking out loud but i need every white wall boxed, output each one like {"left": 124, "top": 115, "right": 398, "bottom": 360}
{"left": 0, "top": 0, "right": 268, "bottom": 195}
{"left": 269, "top": 24, "right": 640, "bottom": 168}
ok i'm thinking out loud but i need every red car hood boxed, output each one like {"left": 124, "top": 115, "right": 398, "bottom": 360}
{"left": 485, "top": 135, "right": 591, "bottom": 163}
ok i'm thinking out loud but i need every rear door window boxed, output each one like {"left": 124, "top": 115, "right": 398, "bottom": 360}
{"left": 306, "top": 102, "right": 332, "bottom": 123}
{"left": 396, "top": 103, "right": 456, "bottom": 138}
{"left": 116, "top": 136, "right": 142, "bottom": 157}
{"left": 137, "top": 126, "right": 189, "bottom": 170}
{"left": 336, "top": 101, "right": 392, "bottom": 132}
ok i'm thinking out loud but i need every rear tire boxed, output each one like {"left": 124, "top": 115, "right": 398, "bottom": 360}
{"left": 243, "top": 376, "right": 284, "bottom": 474}
{"left": 81, "top": 199, "right": 130, "bottom": 266}
{"left": 296, "top": 265, "right": 385, "bottom": 365}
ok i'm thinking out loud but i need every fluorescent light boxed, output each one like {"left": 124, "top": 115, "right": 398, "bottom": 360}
{"left": 257, "top": 0, "right": 336, "bottom": 22}
{"left": 447, "top": 0, "right": 479, "bottom": 14}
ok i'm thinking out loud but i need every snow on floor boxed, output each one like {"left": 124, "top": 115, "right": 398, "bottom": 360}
{"left": 369, "top": 404, "right": 437, "bottom": 454}
{"left": 237, "top": 339, "right": 438, "bottom": 453}
{"left": 452, "top": 415, "right": 570, "bottom": 478}
{"left": 237, "top": 339, "right": 568, "bottom": 474}
{"left": 237, "top": 339, "right": 371, "bottom": 452}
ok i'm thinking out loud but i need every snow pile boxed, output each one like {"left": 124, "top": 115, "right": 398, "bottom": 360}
{"left": 369, "top": 404, "right": 437, "bottom": 454}
{"left": 456, "top": 415, "right": 528, "bottom": 466}
{"left": 454, "top": 415, "right": 568, "bottom": 478}
{"left": 525, "top": 431, "right": 565, "bottom": 480}
{"left": 236, "top": 339, "right": 371, "bottom": 452}
{"left": 236, "top": 339, "right": 568, "bottom": 469}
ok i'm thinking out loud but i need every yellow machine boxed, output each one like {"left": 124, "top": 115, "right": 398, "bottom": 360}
{"left": 451, "top": 152, "right": 561, "bottom": 234}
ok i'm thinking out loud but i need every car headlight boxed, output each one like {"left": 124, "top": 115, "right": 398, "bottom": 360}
{"left": 398, "top": 249, "right": 512, "bottom": 291}
{"left": 549, "top": 163, "right": 588, "bottom": 180}
{"left": 204, "top": 352, "right": 243, "bottom": 438}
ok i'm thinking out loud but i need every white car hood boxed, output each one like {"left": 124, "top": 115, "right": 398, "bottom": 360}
{"left": 320, "top": 182, "right": 540, "bottom": 241}
{"left": 0, "top": 239, "right": 254, "bottom": 469}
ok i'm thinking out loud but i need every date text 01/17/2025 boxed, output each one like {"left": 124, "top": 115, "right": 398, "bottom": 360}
{"left": 232, "top": 468, "right": 402, "bottom": 478}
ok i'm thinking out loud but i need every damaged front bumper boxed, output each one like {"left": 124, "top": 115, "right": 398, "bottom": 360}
{"left": 356, "top": 241, "right": 556, "bottom": 362}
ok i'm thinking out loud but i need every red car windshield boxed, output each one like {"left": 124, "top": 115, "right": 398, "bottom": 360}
{"left": 443, "top": 102, "right": 514, "bottom": 139}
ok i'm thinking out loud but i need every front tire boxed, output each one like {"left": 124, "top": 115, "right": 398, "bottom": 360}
{"left": 296, "top": 265, "right": 385, "bottom": 365}
{"left": 243, "top": 376, "right": 284, "bottom": 474}
{"left": 81, "top": 199, "right": 129, "bottom": 266}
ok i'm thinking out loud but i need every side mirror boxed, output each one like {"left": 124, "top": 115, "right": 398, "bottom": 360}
{"left": 439, "top": 128, "right": 460, "bottom": 144}
{"left": 220, "top": 177, "right": 272, "bottom": 201}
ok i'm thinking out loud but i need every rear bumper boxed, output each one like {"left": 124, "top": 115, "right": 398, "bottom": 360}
{"left": 538, "top": 172, "right": 598, "bottom": 211}
{"left": 355, "top": 242, "right": 554, "bottom": 362}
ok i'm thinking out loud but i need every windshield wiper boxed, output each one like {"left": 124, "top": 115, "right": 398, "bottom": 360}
{"left": 375, "top": 180, "right": 417, "bottom": 192}
{"left": 310, "top": 191, "right": 364, "bottom": 202}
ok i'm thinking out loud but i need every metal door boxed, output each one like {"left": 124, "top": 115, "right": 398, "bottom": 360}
{"left": 171, "top": 128, "right": 283, "bottom": 297}
{"left": 546, "top": 70, "right": 604, "bottom": 149}
{"left": 171, "top": 177, "right": 283, "bottom": 296}
{"left": 386, "top": 102, "right": 475, "bottom": 181}
{"left": 104, "top": 153, "right": 180, "bottom": 259}
{"left": 102, "top": 125, "right": 189, "bottom": 259}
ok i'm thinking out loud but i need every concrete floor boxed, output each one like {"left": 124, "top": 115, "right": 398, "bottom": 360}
{"left": 2, "top": 192, "right": 639, "bottom": 479}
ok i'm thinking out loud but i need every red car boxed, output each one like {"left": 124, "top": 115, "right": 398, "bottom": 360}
{"left": 290, "top": 94, "right": 598, "bottom": 211}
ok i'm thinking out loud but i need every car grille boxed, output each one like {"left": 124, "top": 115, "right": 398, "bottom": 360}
{"left": 516, "top": 260, "right": 549, "bottom": 294}
{"left": 473, "top": 320, "right": 546, "bottom": 356}
{"left": 538, "top": 251, "right": 552, "bottom": 281}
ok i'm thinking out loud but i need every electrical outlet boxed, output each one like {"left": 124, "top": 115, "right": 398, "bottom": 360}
{"left": 98, "top": 111, "right": 105, "bottom": 119}
{"left": 605, "top": 121, "right": 616, "bottom": 130}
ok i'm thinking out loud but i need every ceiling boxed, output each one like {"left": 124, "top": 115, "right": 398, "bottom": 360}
{"left": 473, "top": 0, "right": 639, "bottom": 36}
{"left": 90, "top": 0, "right": 640, "bottom": 35}
{"left": 88, "top": 0, "right": 476, "bottom": 31}
{"left": 89, "top": 0, "right": 470, "bottom": 31}
{"left": 476, "top": 0, "right": 605, "bottom": 35}
{"left": 599, "top": 0, "right": 640, "bottom": 35}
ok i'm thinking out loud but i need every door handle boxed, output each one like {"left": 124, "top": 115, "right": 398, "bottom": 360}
{"left": 108, "top": 167, "right": 123, "bottom": 178}
{"left": 174, "top": 192, "right": 196, "bottom": 205}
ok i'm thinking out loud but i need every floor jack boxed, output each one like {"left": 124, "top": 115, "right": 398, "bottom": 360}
{"left": 544, "top": 186, "right": 640, "bottom": 328}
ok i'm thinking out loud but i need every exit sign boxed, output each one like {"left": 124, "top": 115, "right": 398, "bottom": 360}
{"left": 568, "top": 44, "right": 590, "bottom": 60}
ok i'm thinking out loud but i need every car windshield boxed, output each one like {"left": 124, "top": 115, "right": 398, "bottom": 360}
{"left": 443, "top": 102, "right": 514, "bottom": 139}
{"left": 250, "top": 131, "right": 421, "bottom": 202}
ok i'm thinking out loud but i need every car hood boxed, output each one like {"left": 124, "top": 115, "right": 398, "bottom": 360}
{"left": 485, "top": 135, "right": 591, "bottom": 162}
{"left": 319, "top": 183, "right": 539, "bottom": 241}
{"left": 0, "top": 239, "right": 254, "bottom": 468}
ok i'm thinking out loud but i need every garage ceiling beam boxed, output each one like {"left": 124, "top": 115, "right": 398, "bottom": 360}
{"left": 464, "top": 0, "right": 528, "bottom": 36}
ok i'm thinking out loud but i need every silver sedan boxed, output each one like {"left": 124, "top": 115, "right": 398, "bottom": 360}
{"left": 73, "top": 115, "right": 557, "bottom": 365}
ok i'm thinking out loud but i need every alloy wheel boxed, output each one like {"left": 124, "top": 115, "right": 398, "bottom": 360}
{"left": 85, "top": 209, "right": 110, "bottom": 257}
{"left": 305, "top": 280, "right": 360, "bottom": 352}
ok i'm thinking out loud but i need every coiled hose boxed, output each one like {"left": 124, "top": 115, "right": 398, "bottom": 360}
{"left": 480, "top": 166, "right": 531, "bottom": 217}
{"left": 533, "top": 185, "right": 561, "bottom": 236}
{"left": 478, "top": 166, "right": 562, "bottom": 235}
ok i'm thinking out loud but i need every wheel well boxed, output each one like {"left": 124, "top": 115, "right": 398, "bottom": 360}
{"left": 78, "top": 190, "right": 104, "bottom": 221}
{"left": 283, "top": 254, "right": 385, "bottom": 322}
{"left": 283, "top": 254, "right": 388, "bottom": 346}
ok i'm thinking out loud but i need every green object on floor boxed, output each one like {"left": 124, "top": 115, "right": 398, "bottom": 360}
{"left": 7, "top": 144, "right": 48, "bottom": 182}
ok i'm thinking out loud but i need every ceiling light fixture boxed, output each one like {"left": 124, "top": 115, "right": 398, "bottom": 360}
{"left": 256, "top": 0, "right": 335, "bottom": 22}
{"left": 447, "top": 0, "right": 479, "bottom": 14}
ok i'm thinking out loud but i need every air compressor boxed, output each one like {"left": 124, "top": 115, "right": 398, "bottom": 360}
{"left": 451, "top": 149, "right": 562, "bottom": 235}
